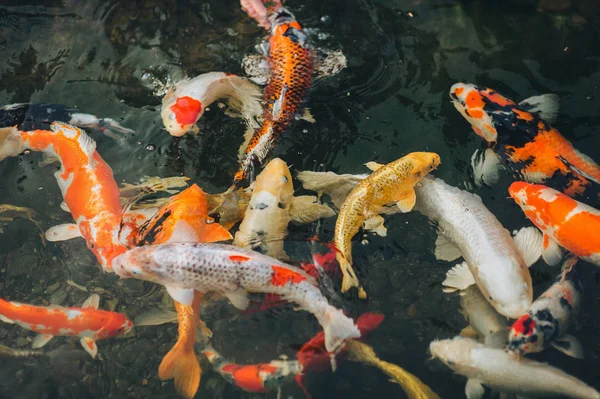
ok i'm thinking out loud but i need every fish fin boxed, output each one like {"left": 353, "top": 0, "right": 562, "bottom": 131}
{"left": 81, "top": 293, "right": 100, "bottom": 309}
{"left": 319, "top": 305, "right": 361, "bottom": 353}
{"left": 45, "top": 223, "right": 82, "bottom": 242}
{"left": 134, "top": 308, "right": 178, "bottom": 326}
{"left": 465, "top": 379, "right": 485, "bottom": 399}
{"left": 460, "top": 326, "right": 479, "bottom": 339}
{"left": 483, "top": 330, "right": 509, "bottom": 349}
{"left": 519, "top": 94, "right": 559, "bottom": 124}
{"left": 226, "top": 75, "right": 263, "bottom": 124}
{"left": 203, "top": 222, "right": 233, "bottom": 243}
{"left": 298, "top": 108, "right": 316, "bottom": 123}
{"left": 39, "top": 155, "right": 60, "bottom": 167}
{"left": 225, "top": 288, "right": 250, "bottom": 310}
{"left": 238, "top": 125, "right": 256, "bottom": 161}
{"left": 434, "top": 233, "right": 462, "bottom": 261}
{"left": 0, "top": 314, "right": 14, "bottom": 324}
{"left": 80, "top": 337, "right": 98, "bottom": 359}
{"left": 558, "top": 155, "right": 600, "bottom": 185}
{"left": 442, "top": 262, "right": 475, "bottom": 293}
{"left": 60, "top": 201, "right": 70, "bottom": 212}
{"left": 364, "top": 161, "right": 384, "bottom": 171}
{"left": 32, "top": 334, "right": 54, "bottom": 349}
{"left": 241, "top": 53, "right": 269, "bottom": 86}
{"left": 471, "top": 148, "right": 502, "bottom": 187}
{"left": 296, "top": 170, "right": 365, "bottom": 209}
{"left": 541, "top": 234, "right": 563, "bottom": 266}
{"left": 551, "top": 334, "right": 584, "bottom": 359}
{"left": 272, "top": 85, "right": 288, "bottom": 121}
{"left": 166, "top": 286, "right": 195, "bottom": 306}
{"left": 198, "top": 320, "right": 213, "bottom": 338}
{"left": 158, "top": 340, "right": 202, "bottom": 399}
{"left": 289, "top": 196, "right": 336, "bottom": 223}
{"left": 512, "top": 227, "right": 543, "bottom": 267}
{"left": 395, "top": 189, "right": 416, "bottom": 213}
{"left": 363, "top": 215, "right": 387, "bottom": 237}
{"left": 339, "top": 256, "right": 365, "bottom": 297}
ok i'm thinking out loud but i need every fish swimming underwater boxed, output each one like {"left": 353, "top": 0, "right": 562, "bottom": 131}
{"left": 0, "top": 204, "right": 45, "bottom": 243}
{"left": 204, "top": 345, "right": 302, "bottom": 393}
{"left": 112, "top": 242, "right": 361, "bottom": 353}
{"left": 0, "top": 122, "right": 128, "bottom": 270}
{"left": 0, "top": 102, "right": 134, "bottom": 139}
{"left": 207, "top": 186, "right": 252, "bottom": 230}
{"left": 509, "top": 181, "right": 600, "bottom": 266}
{"left": 161, "top": 72, "right": 262, "bottom": 137}
{"left": 233, "top": 5, "right": 313, "bottom": 184}
{"left": 0, "top": 294, "right": 133, "bottom": 358}
{"left": 450, "top": 83, "right": 600, "bottom": 204}
{"left": 333, "top": 152, "right": 440, "bottom": 298}
{"left": 234, "top": 158, "right": 335, "bottom": 260}
{"left": 507, "top": 255, "right": 583, "bottom": 358}
{"left": 430, "top": 337, "right": 600, "bottom": 399}
{"left": 414, "top": 176, "right": 542, "bottom": 319}
{"left": 459, "top": 285, "right": 509, "bottom": 349}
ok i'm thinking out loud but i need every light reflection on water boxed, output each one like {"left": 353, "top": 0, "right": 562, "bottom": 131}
{"left": 0, "top": 0, "right": 600, "bottom": 397}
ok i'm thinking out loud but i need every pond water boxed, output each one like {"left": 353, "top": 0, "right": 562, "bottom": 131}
{"left": 0, "top": 0, "right": 600, "bottom": 398}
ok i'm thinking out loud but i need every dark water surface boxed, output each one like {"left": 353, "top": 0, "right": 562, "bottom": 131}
{"left": 1, "top": 0, "right": 600, "bottom": 398}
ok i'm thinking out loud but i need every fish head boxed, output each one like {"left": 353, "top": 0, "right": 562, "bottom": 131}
{"left": 507, "top": 313, "right": 544, "bottom": 355}
{"left": 482, "top": 261, "right": 532, "bottom": 319}
{"left": 268, "top": 6, "right": 296, "bottom": 30}
{"left": 161, "top": 95, "right": 203, "bottom": 137}
{"left": 429, "top": 337, "right": 478, "bottom": 374}
{"left": 253, "top": 158, "right": 294, "bottom": 204}
{"left": 409, "top": 152, "right": 441, "bottom": 179}
{"left": 509, "top": 181, "right": 560, "bottom": 231}
{"left": 112, "top": 246, "right": 176, "bottom": 285}
{"left": 450, "top": 83, "right": 516, "bottom": 143}
{"left": 95, "top": 313, "right": 134, "bottom": 340}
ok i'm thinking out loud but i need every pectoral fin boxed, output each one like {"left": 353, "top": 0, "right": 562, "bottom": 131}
{"left": 465, "top": 379, "right": 485, "bottom": 399}
{"left": 471, "top": 147, "right": 503, "bottom": 187}
{"left": 32, "top": 334, "right": 54, "bottom": 349}
{"left": 81, "top": 294, "right": 100, "bottom": 309}
{"left": 460, "top": 325, "right": 479, "bottom": 339}
{"left": 519, "top": 93, "right": 559, "bottom": 124}
{"left": 363, "top": 215, "right": 387, "bottom": 237}
{"left": 165, "top": 286, "right": 195, "bottom": 306}
{"left": 289, "top": 195, "right": 336, "bottom": 223}
{"left": 395, "top": 189, "right": 416, "bottom": 213}
{"left": 551, "top": 334, "right": 584, "bottom": 359}
{"left": 225, "top": 288, "right": 250, "bottom": 310}
{"left": 134, "top": 308, "right": 178, "bottom": 326}
{"left": 365, "top": 161, "right": 384, "bottom": 171}
{"left": 45, "top": 223, "right": 82, "bottom": 242}
{"left": 435, "top": 233, "right": 462, "bottom": 261}
{"left": 80, "top": 337, "right": 98, "bottom": 359}
{"left": 442, "top": 262, "right": 476, "bottom": 293}
{"left": 512, "top": 227, "right": 543, "bottom": 267}
{"left": 541, "top": 234, "right": 563, "bottom": 266}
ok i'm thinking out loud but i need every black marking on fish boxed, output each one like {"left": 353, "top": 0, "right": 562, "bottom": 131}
{"left": 136, "top": 209, "right": 172, "bottom": 246}
{"left": 559, "top": 296, "right": 573, "bottom": 311}
{"left": 253, "top": 202, "right": 269, "bottom": 210}
{"left": 277, "top": 202, "right": 285, "bottom": 209}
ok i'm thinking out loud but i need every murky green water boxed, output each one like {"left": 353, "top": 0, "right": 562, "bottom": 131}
{"left": 1, "top": 0, "right": 600, "bottom": 398}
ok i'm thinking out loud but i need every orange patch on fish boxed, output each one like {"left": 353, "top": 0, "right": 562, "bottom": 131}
{"left": 514, "top": 109, "right": 534, "bottom": 121}
{"left": 555, "top": 210, "right": 600, "bottom": 256}
{"left": 465, "top": 91, "right": 485, "bottom": 109}
{"left": 230, "top": 255, "right": 251, "bottom": 262}
{"left": 468, "top": 109, "right": 484, "bottom": 119}
{"left": 454, "top": 87, "right": 464, "bottom": 96}
{"left": 170, "top": 96, "right": 202, "bottom": 126}
{"left": 480, "top": 91, "right": 515, "bottom": 107}
{"left": 270, "top": 265, "right": 307, "bottom": 286}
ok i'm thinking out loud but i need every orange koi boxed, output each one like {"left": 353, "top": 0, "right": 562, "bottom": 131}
{"left": 0, "top": 294, "right": 132, "bottom": 358}
{"left": 233, "top": 6, "right": 313, "bottom": 184}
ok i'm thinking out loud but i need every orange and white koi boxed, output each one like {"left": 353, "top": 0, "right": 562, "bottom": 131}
{"left": 233, "top": 6, "right": 313, "bottom": 184}
{"left": 161, "top": 72, "right": 262, "bottom": 137}
{"left": 509, "top": 181, "right": 600, "bottom": 266}
{"left": 113, "top": 243, "right": 361, "bottom": 353}
{"left": 450, "top": 83, "right": 600, "bottom": 204}
{"left": 204, "top": 345, "right": 302, "bottom": 393}
{"left": 0, "top": 294, "right": 132, "bottom": 358}
{"left": 0, "top": 122, "right": 129, "bottom": 270}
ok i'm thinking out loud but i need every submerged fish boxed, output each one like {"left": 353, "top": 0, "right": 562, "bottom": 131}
{"left": 207, "top": 187, "right": 251, "bottom": 230}
{"left": 347, "top": 340, "right": 440, "bottom": 399}
{"left": 415, "top": 176, "right": 542, "bottom": 319}
{"left": 507, "top": 255, "right": 583, "bottom": 358}
{"left": 112, "top": 243, "right": 361, "bottom": 353}
{"left": 459, "top": 285, "right": 509, "bottom": 349}
{"left": 333, "top": 152, "right": 440, "bottom": 298}
{"left": 0, "top": 123, "right": 128, "bottom": 270}
{"left": 204, "top": 345, "right": 302, "bottom": 393}
{"left": 509, "top": 181, "right": 600, "bottom": 266}
{"left": 234, "top": 158, "right": 335, "bottom": 260}
{"left": 161, "top": 72, "right": 262, "bottom": 137}
{"left": 0, "top": 294, "right": 132, "bottom": 358}
{"left": 233, "top": 5, "right": 313, "bottom": 184}
{"left": 0, "top": 204, "right": 45, "bottom": 243}
{"left": 119, "top": 176, "right": 190, "bottom": 199}
{"left": 430, "top": 337, "right": 600, "bottom": 399}
{"left": 450, "top": 83, "right": 600, "bottom": 204}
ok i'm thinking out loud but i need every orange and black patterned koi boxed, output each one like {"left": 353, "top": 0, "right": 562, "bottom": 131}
{"left": 233, "top": 6, "right": 313, "bottom": 184}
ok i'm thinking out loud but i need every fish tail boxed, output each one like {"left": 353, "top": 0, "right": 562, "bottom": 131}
{"left": 346, "top": 340, "right": 379, "bottom": 366}
{"left": 158, "top": 341, "right": 202, "bottom": 399}
{"left": 319, "top": 305, "right": 361, "bottom": 353}
{"left": 338, "top": 254, "right": 366, "bottom": 298}
{"left": 225, "top": 75, "right": 262, "bottom": 127}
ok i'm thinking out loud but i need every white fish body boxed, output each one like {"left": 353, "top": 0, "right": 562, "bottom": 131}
{"left": 460, "top": 286, "right": 509, "bottom": 348}
{"left": 430, "top": 338, "right": 600, "bottom": 399}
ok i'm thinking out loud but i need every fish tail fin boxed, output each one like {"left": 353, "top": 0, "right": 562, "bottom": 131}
{"left": 346, "top": 340, "right": 379, "bottom": 365}
{"left": 338, "top": 255, "right": 366, "bottom": 298}
{"left": 296, "top": 171, "right": 363, "bottom": 209}
{"left": 225, "top": 75, "right": 263, "bottom": 127}
{"left": 203, "top": 222, "right": 233, "bottom": 243}
{"left": 0, "top": 126, "right": 25, "bottom": 161}
{"left": 158, "top": 341, "right": 202, "bottom": 399}
{"left": 320, "top": 305, "right": 361, "bottom": 353}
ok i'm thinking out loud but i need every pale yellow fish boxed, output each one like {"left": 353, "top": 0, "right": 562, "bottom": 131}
{"left": 347, "top": 340, "right": 440, "bottom": 399}
{"left": 334, "top": 152, "right": 441, "bottom": 297}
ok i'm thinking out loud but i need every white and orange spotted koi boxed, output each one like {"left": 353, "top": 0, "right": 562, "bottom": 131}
{"left": 509, "top": 181, "right": 600, "bottom": 266}
{"left": 0, "top": 294, "right": 132, "bottom": 358}
{"left": 112, "top": 242, "right": 360, "bottom": 353}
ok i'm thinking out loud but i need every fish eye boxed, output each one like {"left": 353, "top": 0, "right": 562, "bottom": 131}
{"left": 169, "top": 112, "right": 175, "bottom": 120}
{"left": 132, "top": 268, "right": 142, "bottom": 275}
{"left": 282, "top": 176, "right": 288, "bottom": 183}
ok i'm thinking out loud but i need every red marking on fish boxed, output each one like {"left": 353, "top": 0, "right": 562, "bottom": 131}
{"left": 170, "top": 96, "right": 202, "bottom": 127}
{"left": 270, "top": 265, "right": 307, "bottom": 286}
{"left": 230, "top": 255, "right": 251, "bottom": 263}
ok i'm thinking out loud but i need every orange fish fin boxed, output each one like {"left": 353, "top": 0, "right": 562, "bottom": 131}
{"left": 203, "top": 223, "right": 233, "bottom": 243}
{"left": 395, "top": 189, "right": 417, "bottom": 213}
{"left": 80, "top": 337, "right": 98, "bottom": 359}
{"left": 32, "top": 334, "right": 54, "bottom": 348}
{"left": 159, "top": 341, "right": 202, "bottom": 399}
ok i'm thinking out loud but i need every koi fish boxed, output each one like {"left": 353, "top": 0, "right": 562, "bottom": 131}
{"left": 207, "top": 187, "right": 252, "bottom": 230}
{"left": 234, "top": 158, "right": 335, "bottom": 260}
{"left": 0, "top": 122, "right": 128, "bottom": 270}
{"left": 118, "top": 176, "right": 190, "bottom": 199}
{"left": 0, "top": 294, "right": 133, "bottom": 358}
{"left": 333, "top": 152, "right": 440, "bottom": 298}
{"left": 346, "top": 340, "right": 441, "bottom": 399}
{"left": 450, "top": 83, "right": 600, "bottom": 203}
{"left": 0, "top": 102, "right": 134, "bottom": 139}
{"left": 161, "top": 72, "right": 262, "bottom": 137}
{"left": 459, "top": 285, "right": 509, "bottom": 349}
{"left": 0, "top": 204, "right": 45, "bottom": 243}
{"left": 233, "top": 6, "right": 313, "bottom": 184}
{"left": 507, "top": 255, "right": 583, "bottom": 358}
{"left": 204, "top": 345, "right": 302, "bottom": 393}
{"left": 414, "top": 176, "right": 542, "bottom": 319}
{"left": 509, "top": 181, "right": 600, "bottom": 266}
{"left": 112, "top": 242, "right": 361, "bottom": 353}
{"left": 430, "top": 337, "right": 600, "bottom": 399}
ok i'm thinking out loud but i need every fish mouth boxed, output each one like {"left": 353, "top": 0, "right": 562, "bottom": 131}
{"left": 269, "top": 7, "right": 295, "bottom": 28}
